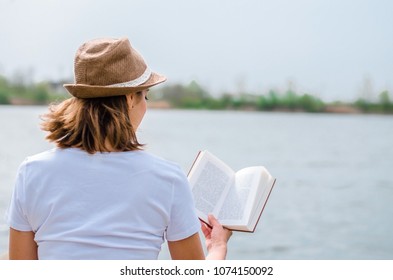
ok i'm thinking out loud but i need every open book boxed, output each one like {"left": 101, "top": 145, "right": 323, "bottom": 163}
{"left": 188, "top": 150, "right": 276, "bottom": 232}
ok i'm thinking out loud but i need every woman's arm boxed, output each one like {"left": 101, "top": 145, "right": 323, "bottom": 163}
{"left": 9, "top": 228, "right": 38, "bottom": 260}
{"left": 168, "top": 232, "right": 205, "bottom": 260}
{"left": 168, "top": 214, "right": 232, "bottom": 260}
{"left": 201, "top": 214, "right": 232, "bottom": 260}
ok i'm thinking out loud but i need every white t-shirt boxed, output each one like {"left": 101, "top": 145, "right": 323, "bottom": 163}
{"left": 6, "top": 148, "right": 201, "bottom": 259}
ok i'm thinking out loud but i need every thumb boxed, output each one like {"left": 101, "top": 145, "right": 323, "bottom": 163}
{"left": 208, "top": 214, "right": 221, "bottom": 228}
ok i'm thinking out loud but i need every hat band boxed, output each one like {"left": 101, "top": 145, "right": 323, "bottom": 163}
{"left": 105, "top": 67, "right": 152, "bottom": 88}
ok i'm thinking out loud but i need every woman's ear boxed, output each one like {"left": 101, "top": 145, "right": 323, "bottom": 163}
{"left": 127, "top": 93, "right": 135, "bottom": 109}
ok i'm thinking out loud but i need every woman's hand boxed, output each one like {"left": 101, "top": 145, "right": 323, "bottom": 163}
{"left": 201, "top": 214, "right": 232, "bottom": 260}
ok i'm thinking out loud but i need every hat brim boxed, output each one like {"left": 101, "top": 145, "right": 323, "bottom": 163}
{"left": 64, "top": 72, "right": 166, "bottom": 98}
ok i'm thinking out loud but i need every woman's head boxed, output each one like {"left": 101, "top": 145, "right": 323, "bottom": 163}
{"left": 41, "top": 90, "right": 147, "bottom": 154}
{"left": 42, "top": 37, "right": 165, "bottom": 153}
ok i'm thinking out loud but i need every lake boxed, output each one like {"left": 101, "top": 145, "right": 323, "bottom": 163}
{"left": 1, "top": 105, "right": 392, "bottom": 259}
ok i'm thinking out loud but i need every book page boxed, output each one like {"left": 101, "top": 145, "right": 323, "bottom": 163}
{"left": 248, "top": 168, "right": 276, "bottom": 229}
{"left": 218, "top": 167, "right": 259, "bottom": 223}
{"left": 217, "top": 182, "right": 250, "bottom": 221}
{"left": 190, "top": 161, "right": 232, "bottom": 216}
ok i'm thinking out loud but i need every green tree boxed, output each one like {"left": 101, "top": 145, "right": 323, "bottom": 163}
{"left": 32, "top": 83, "right": 50, "bottom": 104}
{"left": 282, "top": 89, "right": 299, "bottom": 110}
{"left": 0, "top": 76, "right": 11, "bottom": 104}
{"left": 355, "top": 98, "right": 370, "bottom": 112}
{"left": 0, "top": 91, "right": 10, "bottom": 104}
{"left": 157, "top": 81, "right": 212, "bottom": 108}
{"left": 379, "top": 90, "right": 392, "bottom": 113}
{"left": 299, "top": 94, "right": 325, "bottom": 112}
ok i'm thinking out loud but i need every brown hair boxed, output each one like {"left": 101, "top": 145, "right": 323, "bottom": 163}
{"left": 41, "top": 94, "right": 143, "bottom": 154}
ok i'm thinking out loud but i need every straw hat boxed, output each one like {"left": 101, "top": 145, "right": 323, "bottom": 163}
{"left": 64, "top": 37, "right": 166, "bottom": 98}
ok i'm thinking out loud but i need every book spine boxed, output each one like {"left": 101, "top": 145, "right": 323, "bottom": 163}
{"left": 187, "top": 150, "right": 202, "bottom": 176}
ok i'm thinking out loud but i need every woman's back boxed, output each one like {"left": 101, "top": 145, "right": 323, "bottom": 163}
{"left": 7, "top": 148, "right": 200, "bottom": 259}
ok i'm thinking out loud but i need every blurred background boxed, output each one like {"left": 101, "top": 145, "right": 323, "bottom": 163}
{"left": 0, "top": 0, "right": 392, "bottom": 259}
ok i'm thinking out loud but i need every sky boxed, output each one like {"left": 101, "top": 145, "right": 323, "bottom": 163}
{"left": 0, "top": 0, "right": 392, "bottom": 101}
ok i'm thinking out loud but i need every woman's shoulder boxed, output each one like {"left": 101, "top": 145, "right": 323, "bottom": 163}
{"left": 22, "top": 148, "right": 57, "bottom": 164}
{"left": 137, "top": 151, "right": 183, "bottom": 172}
{"left": 138, "top": 152, "right": 191, "bottom": 188}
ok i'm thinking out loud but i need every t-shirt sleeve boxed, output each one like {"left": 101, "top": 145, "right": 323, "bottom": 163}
{"left": 165, "top": 168, "right": 200, "bottom": 241}
{"left": 5, "top": 160, "right": 33, "bottom": 231}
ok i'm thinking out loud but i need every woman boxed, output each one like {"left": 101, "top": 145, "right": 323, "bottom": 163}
{"left": 6, "top": 37, "right": 231, "bottom": 260}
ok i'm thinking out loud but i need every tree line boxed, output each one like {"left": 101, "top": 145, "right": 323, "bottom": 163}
{"left": 1, "top": 75, "right": 392, "bottom": 114}
{"left": 150, "top": 80, "right": 393, "bottom": 114}
{"left": 0, "top": 75, "right": 65, "bottom": 105}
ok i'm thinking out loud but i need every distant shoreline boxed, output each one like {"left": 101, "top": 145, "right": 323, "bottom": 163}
{"left": 2, "top": 102, "right": 391, "bottom": 116}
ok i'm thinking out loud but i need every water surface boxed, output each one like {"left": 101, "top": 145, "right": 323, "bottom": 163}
{"left": 1, "top": 105, "right": 392, "bottom": 259}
